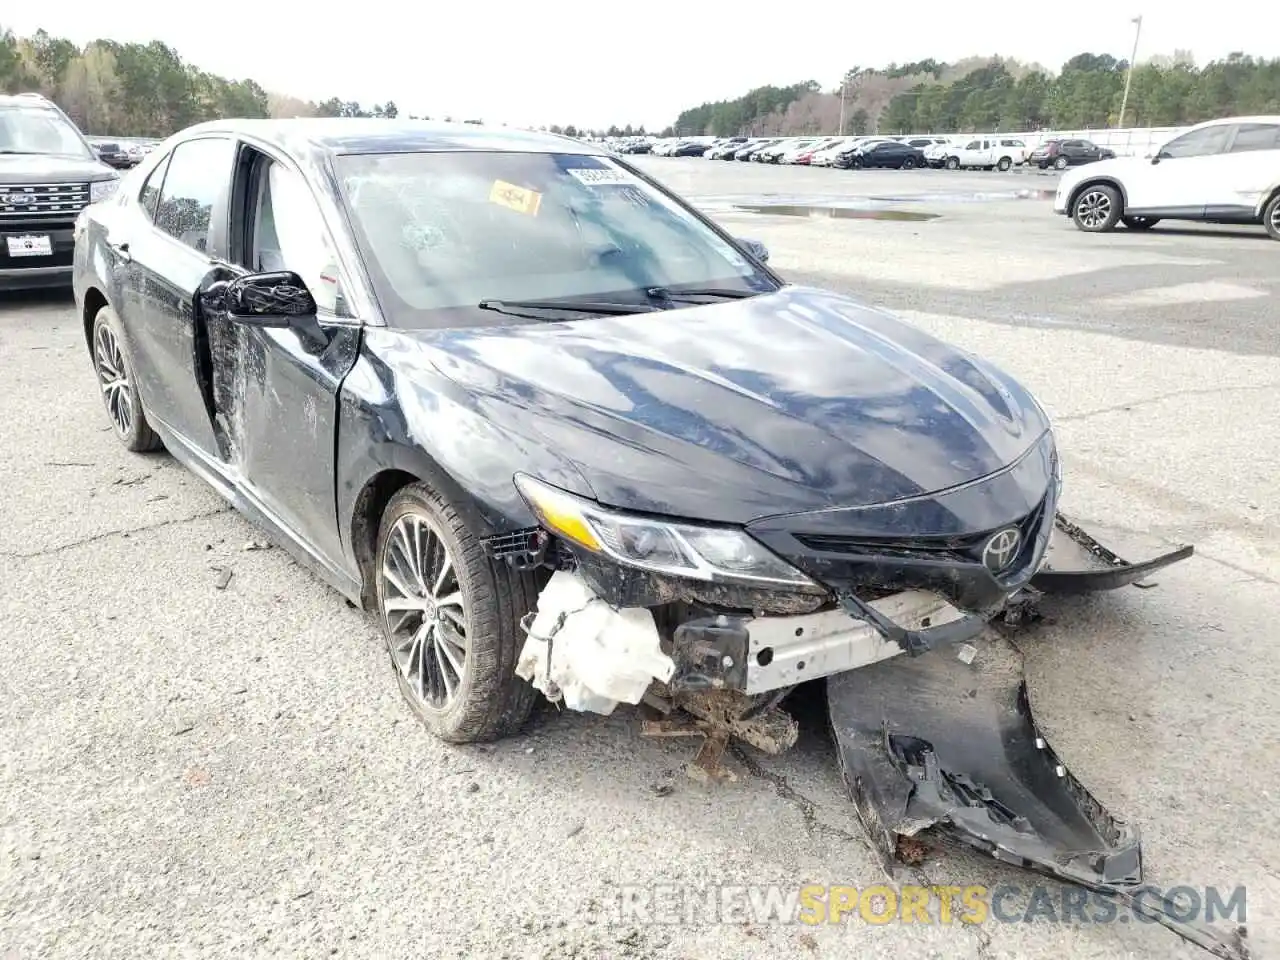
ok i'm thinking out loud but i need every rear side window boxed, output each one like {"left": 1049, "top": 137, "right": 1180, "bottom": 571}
{"left": 155, "top": 137, "right": 234, "bottom": 253}
{"left": 138, "top": 154, "right": 171, "bottom": 222}
{"left": 1229, "top": 123, "right": 1280, "bottom": 153}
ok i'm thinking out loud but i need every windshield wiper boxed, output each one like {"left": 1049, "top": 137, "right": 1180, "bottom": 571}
{"left": 645, "top": 286, "right": 764, "bottom": 304}
{"left": 477, "top": 297, "right": 661, "bottom": 319}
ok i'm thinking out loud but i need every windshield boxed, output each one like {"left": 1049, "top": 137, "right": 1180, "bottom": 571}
{"left": 0, "top": 105, "right": 92, "bottom": 158}
{"left": 334, "top": 150, "right": 778, "bottom": 329}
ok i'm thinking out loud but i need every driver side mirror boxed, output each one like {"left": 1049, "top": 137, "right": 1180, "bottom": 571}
{"left": 738, "top": 237, "right": 770, "bottom": 263}
{"left": 224, "top": 271, "right": 318, "bottom": 325}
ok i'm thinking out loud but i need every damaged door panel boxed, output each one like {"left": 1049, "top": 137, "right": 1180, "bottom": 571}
{"left": 124, "top": 135, "right": 236, "bottom": 460}
{"left": 194, "top": 142, "right": 364, "bottom": 568}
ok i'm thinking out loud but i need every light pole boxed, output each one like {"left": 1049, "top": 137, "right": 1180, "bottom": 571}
{"left": 838, "top": 79, "right": 846, "bottom": 136}
{"left": 1118, "top": 14, "right": 1143, "bottom": 128}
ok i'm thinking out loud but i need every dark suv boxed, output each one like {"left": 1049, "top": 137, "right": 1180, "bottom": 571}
{"left": 1028, "top": 138, "right": 1115, "bottom": 170}
{"left": 1, "top": 93, "right": 122, "bottom": 291}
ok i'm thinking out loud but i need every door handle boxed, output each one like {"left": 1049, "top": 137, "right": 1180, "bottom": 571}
{"left": 108, "top": 241, "right": 131, "bottom": 263}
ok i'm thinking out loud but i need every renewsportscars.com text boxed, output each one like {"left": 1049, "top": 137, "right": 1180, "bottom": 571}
{"left": 607, "top": 883, "right": 1248, "bottom": 927}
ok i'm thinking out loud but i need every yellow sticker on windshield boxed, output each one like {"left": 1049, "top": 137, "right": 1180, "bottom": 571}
{"left": 489, "top": 180, "right": 542, "bottom": 216}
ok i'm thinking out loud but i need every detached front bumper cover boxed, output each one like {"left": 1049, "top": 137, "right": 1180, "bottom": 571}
{"left": 829, "top": 514, "right": 1247, "bottom": 959}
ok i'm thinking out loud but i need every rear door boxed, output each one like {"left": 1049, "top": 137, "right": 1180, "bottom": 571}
{"left": 1216, "top": 122, "right": 1280, "bottom": 217}
{"left": 123, "top": 136, "right": 235, "bottom": 459}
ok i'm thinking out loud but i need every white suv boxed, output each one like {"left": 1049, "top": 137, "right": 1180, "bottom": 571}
{"left": 1054, "top": 116, "right": 1280, "bottom": 240}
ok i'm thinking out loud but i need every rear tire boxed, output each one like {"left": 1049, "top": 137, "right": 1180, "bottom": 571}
{"left": 901, "top": 156, "right": 916, "bottom": 170}
{"left": 1264, "top": 193, "right": 1280, "bottom": 241}
{"left": 1054, "top": 156, "right": 1069, "bottom": 170}
{"left": 997, "top": 156, "right": 1012, "bottom": 172}
{"left": 1072, "top": 184, "right": 1122, "bottom": 232}
{"left": 91, "top": 305, "right": 163, "bottom": 453}
{"left": 374, "top": 482, "right": 540, "bottom": 744}
{"left": 1122, "top": 215, "right": 1160, "bottom": 230}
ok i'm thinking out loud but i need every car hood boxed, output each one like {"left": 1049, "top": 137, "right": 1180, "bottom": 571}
{"left": 0, "top": 153, "right": 117, "bottom": 182}
{"left": 406, "top": 286, "right": 1051, "bottom": 525}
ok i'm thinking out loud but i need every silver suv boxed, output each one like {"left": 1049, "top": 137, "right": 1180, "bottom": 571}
{"left": 1, "top": 93, "right": 121, "bottom": 291}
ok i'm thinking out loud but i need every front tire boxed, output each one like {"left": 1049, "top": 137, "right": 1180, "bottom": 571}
{"left": 374, "top": 483, "right": 539, "bottom": 744}
{"left": 91, "top": 305, "right": 163, "bottom": 453}
{"left": 1072, "top": 185, "right": 1122, "bottom": 232}
{"left": 945, "top": 156, "right": 960, "bottom": 170}
{"left": 1263, "top": 193, "right": 1280, "bottom": 241}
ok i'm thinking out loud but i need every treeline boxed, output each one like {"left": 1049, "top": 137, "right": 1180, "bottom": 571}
{"left": 0, "top": 27, "right": 411, "bottom": 137}
{"left": 671, "top": 52, "right": 1280, "bottom": 137}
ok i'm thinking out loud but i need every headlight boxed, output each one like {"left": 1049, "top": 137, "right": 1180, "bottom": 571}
{"left": 90, "top": 179, "right": 119, "bottom": 203}
{"left": 514, "top": 474, "right": 823, "bottom": 592}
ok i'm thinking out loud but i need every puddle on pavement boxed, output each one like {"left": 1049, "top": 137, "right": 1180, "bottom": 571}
{"left": 710, "top": 188, "right": 1055, "bottom": 220}
{"left": 733, "top": 204, "right": 939, "bottom": 221}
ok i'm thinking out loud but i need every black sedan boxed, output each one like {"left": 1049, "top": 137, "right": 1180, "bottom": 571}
{"left": 849, "top": 140, "right": 928, "bottom": 169}
{"left": 72, "top": 121, "right": 1201, "bottom": 908}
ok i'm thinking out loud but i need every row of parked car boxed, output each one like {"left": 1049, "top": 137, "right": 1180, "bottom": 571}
{"left": 625, "top": 133, "right": 1117, "bottom": 172}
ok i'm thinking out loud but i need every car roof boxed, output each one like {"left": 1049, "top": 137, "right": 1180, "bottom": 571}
{"left": 163, "top": 118, "right": 607, "bottom": 158}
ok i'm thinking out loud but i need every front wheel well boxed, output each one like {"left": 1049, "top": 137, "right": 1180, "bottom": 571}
{"left": 1260, "top": 186, "right": 1280, "bottom": 219}
{"left": 82, "top": 287, "right": 108, "bottom": 351}
{"left": 1067, "top": 178, "right": 1127, "bottom": 216}
{"left": 350, "top": 469, "right": 420, "bottom": 609}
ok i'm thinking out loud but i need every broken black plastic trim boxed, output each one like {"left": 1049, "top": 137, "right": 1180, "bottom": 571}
{"left": 837, "top": 590, "right": 988, "bottom": 656}
{"left": 828, "top": 631, "right": 1249, "bottom": 960}
{"left": 1031, "top": 513, "right": 1194, "bottom": 594}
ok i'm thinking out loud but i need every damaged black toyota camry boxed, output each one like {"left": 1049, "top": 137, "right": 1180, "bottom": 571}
{"left": 73, "top": 120, "right": 1241, "bottom": 959}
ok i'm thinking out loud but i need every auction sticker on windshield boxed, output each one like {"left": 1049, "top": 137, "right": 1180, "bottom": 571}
{"left": 6, "top": 234, "right": 52, "bottom": 257}
{"left": 489, "top": 180, "right": 542, "bottom": 216}
{"left": 566, "top": 167, "right": 636, "bottom": 187}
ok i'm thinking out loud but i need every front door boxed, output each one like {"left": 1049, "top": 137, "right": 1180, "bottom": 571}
{"left": 1125, "top": 123, "right": 1233, "bottom": 214}
{"left": 201, "top": 141, "right": 362, "bottom": 569}
{"left": 123, "top": 136, "right": 235, "bottom": 458}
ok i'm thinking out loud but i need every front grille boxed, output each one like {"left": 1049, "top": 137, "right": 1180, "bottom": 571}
{"left": 794, "top": 495, "right": 1049, "bottom": 568}
{"left": 0, "top": 182, "right": 90, "bottom": 222}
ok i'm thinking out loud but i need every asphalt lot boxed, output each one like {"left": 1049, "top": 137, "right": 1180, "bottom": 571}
{"left": 3, "top": 158, "right": 1279, "bottom": 960}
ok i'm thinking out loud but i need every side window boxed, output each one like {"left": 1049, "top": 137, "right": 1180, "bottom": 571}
{"left": 155, "top": 138, "right": 234, "bottom": 252}
{"left": 138, "top": 153, "right": 170, "bottom": 222}
{"left": 1160, "top": 125, "right": 1231, "bottom": 159}
{"left": 1228, "top": 123, "right": 1280, "bottom": 153}
{"left": 250, "top": 158, "right": 350, "bottom": 317}
{"left": 964, "top": 140, "right": 980, "bottom": 150}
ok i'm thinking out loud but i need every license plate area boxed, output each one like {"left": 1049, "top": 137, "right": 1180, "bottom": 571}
{"left": 6, "top": 234, "right": 53, "bottom": 257}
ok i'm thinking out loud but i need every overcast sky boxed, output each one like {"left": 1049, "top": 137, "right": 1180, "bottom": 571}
{"left": 5, "top": 4, "right": 1278, "bottom": 130}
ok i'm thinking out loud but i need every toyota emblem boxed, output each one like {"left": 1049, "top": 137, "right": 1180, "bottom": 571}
{"left": 981, "top": 527, "right": 1021, "bottom": 572}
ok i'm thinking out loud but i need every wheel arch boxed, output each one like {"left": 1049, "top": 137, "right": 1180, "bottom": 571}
{"left": 347, "top": 449, "right": 492, "bottom": 610}
{"left": 1256, "top": 182, "right": 1280, "bottom": 219}
{"left": 81, "top": 286, "right": 109, "bottom": 353}
{"left": 1067, "top": 177, "right": 1129, "bottom": 215}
